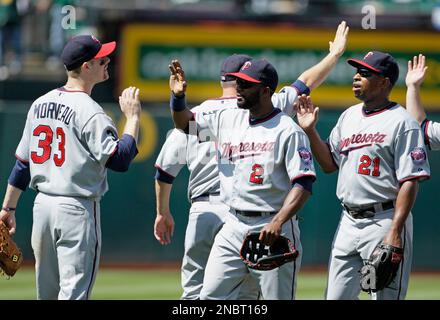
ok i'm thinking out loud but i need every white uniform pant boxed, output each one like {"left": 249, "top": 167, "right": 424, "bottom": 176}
{"left": 31, "top": 192, "right": 101, "bottom": 300}
{"left": 200, "top": 209, "right": 302, "bottom": 300}
{"left": 325, "top": 209, "right": 412, "bottom": 300}
{"left": 181, "top": 197, "right": 259, "bottom": 299}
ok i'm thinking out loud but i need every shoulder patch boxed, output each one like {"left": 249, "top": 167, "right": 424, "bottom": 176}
{"left": 298, "top": 147, "right": 313, "bottom": 166}
{"left": 410, "top": 147, "right": 426, "bottom": 165}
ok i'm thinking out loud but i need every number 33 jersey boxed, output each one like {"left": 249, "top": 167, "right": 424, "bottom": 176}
{"left": 326, "top": 102, "right": 430, "bottom": 207}
{"left": 15, "top": 88, "right": 119, "bottom": 198}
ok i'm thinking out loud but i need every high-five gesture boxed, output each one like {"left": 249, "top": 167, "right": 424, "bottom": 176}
{"left": 329, "top": 20, "right": 349, "bottom": 58}
{"left": 169, "top": 59, "right": 187, "bottom": 97}
{"left": 406, "top": 54, "right": 427, "bottom": 88}
{"left": 406, "top": 54, "right": 428, "bottom": 123}
{"left": 296, "top": 94, "right": 319, "bottom": 134}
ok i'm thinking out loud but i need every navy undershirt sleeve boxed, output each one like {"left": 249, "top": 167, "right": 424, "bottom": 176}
{"left": 292, "top": 79, "right": 310, "bottom": 96}
{"left": 154, "top": 168, "right": 175, "bottom": 184}
{"left": 292, "top": 175, "right": 315, "bottom": 193}
{"left": 106, "top": 134, "right": 138, "bottom": 172}
{"left": 8, "top": 159, "right": 30, "bottom": 191}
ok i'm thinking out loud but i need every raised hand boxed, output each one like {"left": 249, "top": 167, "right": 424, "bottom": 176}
{"left": 119, "top": 86, "right": 141, "bottom": 119}
{"left": 406, "top": 54, "right": 427, "bottom": 88}
{"left": 169, "top": 59, "right": 187, "bottom": 97}
{"left": 296, "top": 94, "right": 319, "bottom": 134}
{"left": 329, "top": 21, "right": 349, "bottom": 58}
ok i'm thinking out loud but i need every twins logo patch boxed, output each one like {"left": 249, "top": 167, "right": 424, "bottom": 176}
{"left": 410, "top": 147, "right": 426, "bottom": 165}
{"left": 298, "top": 147, "right": 312, "bottom": 166}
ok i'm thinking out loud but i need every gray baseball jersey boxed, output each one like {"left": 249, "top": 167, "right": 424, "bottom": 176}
{"left": 195, "top": 107, "right": 316, "bottom": 212}
{"left": 423, "top": 120, "right": 440, "bottom": 150}
{"left": 327, "top": 102, "right": 430, "bottom": 207}
{"left": 15, "top": 88, "right": 119, "bottom": 198}
{"left": 156, "top": 85, "right": 301, "bottom": 200}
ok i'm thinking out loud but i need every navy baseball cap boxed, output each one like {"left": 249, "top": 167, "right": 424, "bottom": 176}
{"left": 347, "top": 51, "right": 399, "bottom": 85}
{"left": 61, "top": 35, "right": 116, "bottom": 71}
{"left": 227, "top": 59, "right": 278, "bottom": 91}
{"left": 220, "top": 54, "right": 252, "bottom": 81}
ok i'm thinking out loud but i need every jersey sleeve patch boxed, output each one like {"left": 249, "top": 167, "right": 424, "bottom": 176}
{"left": 298, "top": 147, "right": 313, "bottom": 167}
{"left": 410, "top": 147, "right": 427, "bottom": 165}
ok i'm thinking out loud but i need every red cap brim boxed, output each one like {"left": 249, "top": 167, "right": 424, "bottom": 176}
{"left": 347, "top": 59, "right": 381, "bottom": 73}
{"left": 94, "top": 41, "right": 116, "bottom": 58}
{"left": 226, "top": 72, "right": 261, "bottom": 83}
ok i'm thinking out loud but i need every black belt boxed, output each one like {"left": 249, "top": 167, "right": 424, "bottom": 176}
{"left": 343, "top": 201, "right": 394, "bottom": 219}
{"left": 191, "top": 192, "right": 220, "bottom": 204}
{"left": 234, "top": 210, "right": 276, "bottom": 217}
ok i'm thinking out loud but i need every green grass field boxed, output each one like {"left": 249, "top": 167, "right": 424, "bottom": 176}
{"left": 1, "top": 266, "right": 440, "bottom": 300}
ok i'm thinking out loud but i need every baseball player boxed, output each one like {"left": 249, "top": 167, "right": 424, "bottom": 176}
{"left": 0, "top": 35, "right": 141, "bottom": 300}
{"left": 157, "top": 22, "right": 349, "bottom": 299}
{"left": 168, "top": 58, "right": 316, "bottom": 300}
{"left": 405, "top": 54, "right": 440, "bottom": 150}
{"left": 296, "top": 51, "right": 430, "bottom": 300}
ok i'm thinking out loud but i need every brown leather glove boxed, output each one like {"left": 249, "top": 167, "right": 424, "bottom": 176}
{"left": 0, "top": 221, "right": 23, "bottom": 277}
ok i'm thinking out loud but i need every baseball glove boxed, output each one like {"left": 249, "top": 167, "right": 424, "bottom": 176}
{"left": 0, "top": 221, "right": 23, "bottom": 277}
{"left": 360, "top": 242, "right": 403, "bottom": 293}
{"left": 240, "top": 231, "right": 298, "bottom": 271}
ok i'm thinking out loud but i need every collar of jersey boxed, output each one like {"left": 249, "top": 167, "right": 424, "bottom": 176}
{"left": 249, "top": 108, "right": 281, "bottom": 125}
{"left": 362, "top": 102, "right": 397, "bottom": 117}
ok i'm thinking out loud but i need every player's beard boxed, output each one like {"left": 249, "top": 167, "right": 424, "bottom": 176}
{"left": 237, "top": 92, "right": 260, "bottom": 110}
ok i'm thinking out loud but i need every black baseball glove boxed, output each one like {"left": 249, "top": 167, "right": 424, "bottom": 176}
{"left": 240, "top": 231, "right": 299, "bottom": 271}
{"left": 360, "top": 242, "right": 403, "bottom": 293}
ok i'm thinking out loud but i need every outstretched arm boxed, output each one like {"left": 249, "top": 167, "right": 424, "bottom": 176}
{"left": 296, "top": 95, "right": 338, "bottom": 173}
{"left": 297, "top": 21, "right": 349, "bottom": 90}
{"left": 169, "top": 60, "right": 194, "bottom": 130}
{"left": 154, "top": 180, "right": 175, "bottom": 245}
{"left": 405, "top": 54, "right": 428, "bottom": 124}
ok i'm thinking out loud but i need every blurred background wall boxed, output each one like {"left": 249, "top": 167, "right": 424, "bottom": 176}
{"left": 1, "top": 0, "right": 440, "bottom": 269}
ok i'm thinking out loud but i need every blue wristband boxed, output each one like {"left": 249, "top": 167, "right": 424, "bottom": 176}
{"left": 170, "top": 92, "right": 187, "bottom": 112}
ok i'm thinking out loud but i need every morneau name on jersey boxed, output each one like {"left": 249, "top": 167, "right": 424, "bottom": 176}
{"left": 33, "top": 102, "right": 75, "bottom": 125}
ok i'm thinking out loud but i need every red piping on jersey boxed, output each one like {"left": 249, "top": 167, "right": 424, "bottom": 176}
{"left": 57, "top": 87, "right": 88, "bottom": 94}
{"left": 249, "top": 108, "right": 281, "bottom": 125}
{"left": 399, "top": 174, "right": 430, "bottom": 184}
{"left": 362, "top": 102, "right": 397, "bottom": 117}
{"left": 154, "top": 164, "right": 176, "bottom": 179}
{"left": 15, "top": 154, "right": 29, "bottom": 163}
{"left": 291, "top": 173, "right": 316, "bottom": 183}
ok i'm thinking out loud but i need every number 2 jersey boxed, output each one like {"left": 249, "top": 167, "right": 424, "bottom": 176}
{"left": 326, "top": 102, "right": 430, "bottom": 207}
{"left": 194, "top": 106, "right": 316, "bottom": 212}
{"left": 15, "top": 88, "right": 119, "bottom": 198}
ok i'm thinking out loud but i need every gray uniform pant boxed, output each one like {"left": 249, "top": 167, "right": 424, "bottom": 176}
{"left": 31, "top": 192, "right": 101, "bottom": 300}
{"left": 325, "top": 209, "right": 412, "bottom": 300}
{"left": 200, "top": 208, "right": 302, "bottom": 300}
{"left": 182, "top": 195, "right": 259, "bottom": 299}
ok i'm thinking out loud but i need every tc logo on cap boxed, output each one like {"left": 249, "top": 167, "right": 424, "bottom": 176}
{"left": 363, "top": 51, "right": 374, "bottom": 59}
{"left": 241, "top": 61, "right": 252, "bottom": 71}
{"left": 91, "top": 35, "right": 101, "bottom": 44}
